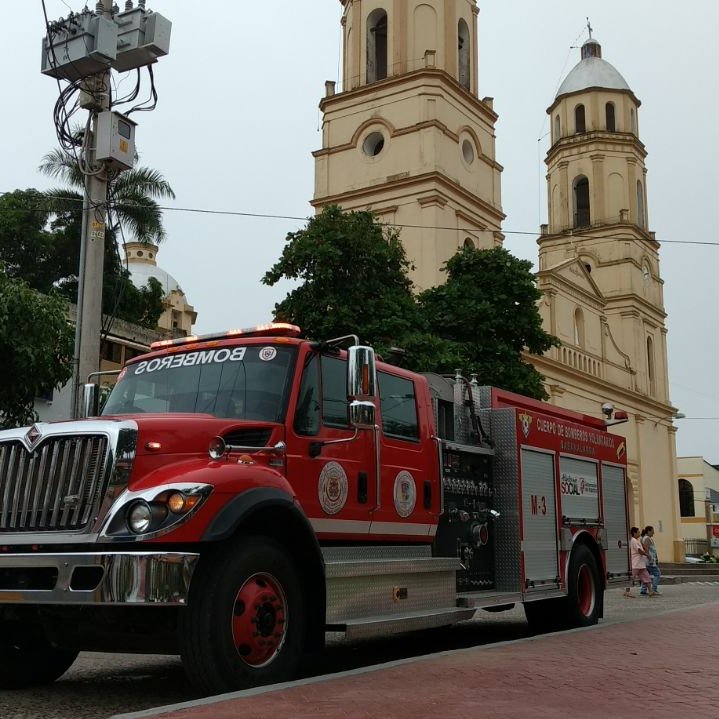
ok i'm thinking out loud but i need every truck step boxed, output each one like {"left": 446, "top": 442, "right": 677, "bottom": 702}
{"left": 331, "top": 606, "right": 477, "bottom": 640}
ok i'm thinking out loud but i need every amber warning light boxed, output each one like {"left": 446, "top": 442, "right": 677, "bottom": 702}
{"left": 150, "top": 323, "right": 301, "bottom": 350}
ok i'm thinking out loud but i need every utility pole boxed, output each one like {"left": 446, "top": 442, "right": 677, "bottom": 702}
{"left": 70, "top": 0, "right": 113, "bottom": 417}
{"left": 42, "top": 1, "right": 172, "bottom": 417}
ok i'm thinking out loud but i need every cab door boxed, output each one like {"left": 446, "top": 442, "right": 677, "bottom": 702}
{"left": 285, "top": 351, "right": 375, "bottom": 539}
{"left": 368, "top": 370, "right": 437, "bottom": 542}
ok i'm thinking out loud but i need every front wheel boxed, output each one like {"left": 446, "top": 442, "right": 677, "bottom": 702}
{"left": 0, "top": 621, "right": 78, "bottom": 689}
{"left": 564, "top": 544, "right": 602, "bottom": 628}
{"left": 179, "top": 537, "right": 306, "bottom": 696}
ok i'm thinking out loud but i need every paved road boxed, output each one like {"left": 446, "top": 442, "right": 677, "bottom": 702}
{"left": 2, "top": 582, "right": 717, "bottom": 719}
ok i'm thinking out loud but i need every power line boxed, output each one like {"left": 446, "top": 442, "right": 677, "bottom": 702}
{"left": 1, "top": 190, "right": 717, "bottom": 248}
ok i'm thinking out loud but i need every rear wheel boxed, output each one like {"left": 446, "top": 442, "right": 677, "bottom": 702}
{"left": 180, "top": 537, "right": 305, "bottom": 696}
{"left": 0, "top": 621, "right": 78, "bottom": 689}
{"left": 564, "top": 544, "right": 601, "bottom": 628}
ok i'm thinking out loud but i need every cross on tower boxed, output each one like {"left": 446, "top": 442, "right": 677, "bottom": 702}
{"left": 587, "top": 17, "right": 593, "bottom": 39}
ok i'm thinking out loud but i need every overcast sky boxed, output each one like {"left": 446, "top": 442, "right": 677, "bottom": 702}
{"left": 3, "top": 1, "right": 718, "bottom": 460}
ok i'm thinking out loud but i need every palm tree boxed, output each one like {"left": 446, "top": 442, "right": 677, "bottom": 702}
{"left": 39, "top": 148, "right": 176, "bottom": 244}
{"left": 37, "top": 146, "right": 176, "bottom": 328}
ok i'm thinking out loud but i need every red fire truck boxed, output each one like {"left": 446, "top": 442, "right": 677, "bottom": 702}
{"left": 0, "top": 324, "right": 630, "bottom": 694}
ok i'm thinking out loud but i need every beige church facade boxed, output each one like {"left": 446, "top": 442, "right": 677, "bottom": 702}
{"left": 313, "top": 0, "right": 684, "bottom": 560}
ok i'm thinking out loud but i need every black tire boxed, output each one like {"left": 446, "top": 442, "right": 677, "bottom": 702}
{"left": 564, "top": 544, "right": 601, "bottom": 628}
{"left": 0, "top": 621, "right": 78, "bottom": 689}
{"left": 180, "top": 537, "right": 306, "bottom": 696}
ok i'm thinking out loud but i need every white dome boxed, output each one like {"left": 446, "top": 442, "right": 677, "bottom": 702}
{"left": 556, "top": 39, "right": 631, "bottom": 99}
{"left": 128, "top": 262, "right": 181, "bottom": 295}
{"left": 557, "top": 57, "right": 630, "bottom": 97}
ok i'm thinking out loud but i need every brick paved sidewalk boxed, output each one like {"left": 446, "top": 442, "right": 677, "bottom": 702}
{"left": 115, "top": 602, "right": 719, "bottom": 719}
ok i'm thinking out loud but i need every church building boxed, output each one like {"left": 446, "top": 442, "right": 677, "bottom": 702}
{"left": 312, "top": 0, "right": 683, "bottom": 560}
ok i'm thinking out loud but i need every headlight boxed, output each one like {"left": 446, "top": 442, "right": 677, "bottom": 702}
{"left": 128, "top": 501, "right": 152, "bottom": 534}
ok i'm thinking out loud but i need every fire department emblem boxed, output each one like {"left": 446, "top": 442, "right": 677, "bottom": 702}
{"left": 318, "top": 462, "right": 348, "bottom": 515}
{"left": 393, "top": 471, "right": 416, "bottom": 518}
{"left": 518, "top": 413, "right": 533, "bottom": 439}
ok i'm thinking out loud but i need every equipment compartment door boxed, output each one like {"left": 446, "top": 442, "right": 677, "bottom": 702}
{"left": 520, "top": 448, "right": 559, "bottom": 589}
{"left": 601, "top": 463, "right": 630, "bottom": 580}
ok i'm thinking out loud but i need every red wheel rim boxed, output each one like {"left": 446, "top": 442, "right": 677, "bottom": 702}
{"left": 577, "top": 564, "right": 596, "bottom": 617}
{"left": 231, "top": 573, "right": 288, "bottom": 667}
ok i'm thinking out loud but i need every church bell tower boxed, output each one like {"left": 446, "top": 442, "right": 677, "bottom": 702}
{"left": 533, "top": 34, "right": 683, "bottom": 560}
{"left": 313, "top": 0, "right": 504, "bottom": 289}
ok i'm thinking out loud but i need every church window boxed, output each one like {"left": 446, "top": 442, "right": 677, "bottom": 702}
{"left": 463, "top": 238, "right": 475, "bottom": 249}
{"left": 462, "top": 139, "right": 475, "bottom": 164}
{"left": 573, "top": 308, "right": 585, "bottom": 348}
{"left": 362, "top": 131, "right": 386, "bottom": 157}
{"left": 575, "top": 104, "right": 586, "bottom": 133}
{"left": 637, "top": 180, "right": 646, "bottom": 228}
{"left": 573, "top": 176, "right": 590, "bottom": 228}
{"left": 367, "top": 9, "right": 388, "bottom": 83}
{"left": 554, "top": 115, "right": 561, "bottom": 141}
{"left": 647, "top": 336, "right": 656, "bottom": 395}
{"left": 458, "top": 19, "right": 471, "bottom": 90}
{"left": 630, "top": 108, "right": 637, "bottom": 134}
{"left": 678, "top": 479, "right": 695, "bottom": 517}
{"left": 606, "top": 102, "right": 616, "bottom": 132}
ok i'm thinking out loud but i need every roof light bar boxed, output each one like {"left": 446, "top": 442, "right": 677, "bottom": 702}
{"left": 150, "top": 323, "right": 302, "bottom": 350}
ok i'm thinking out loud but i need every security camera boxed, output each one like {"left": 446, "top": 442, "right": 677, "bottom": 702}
{"left": 601, "top": 403, "right": 614, "bottom": 418}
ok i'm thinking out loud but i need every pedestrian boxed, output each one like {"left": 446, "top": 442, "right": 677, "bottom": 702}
{"left": 630, "top": 526, "right": 655, "bottom": 597}
{"left": 641, "top": 526, "right": 662, "bottom": 595}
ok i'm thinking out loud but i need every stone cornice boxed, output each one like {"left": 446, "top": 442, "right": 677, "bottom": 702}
{"left": 320, "top": 68, "right": 499, "bottom": 124}
{"left": 546, "top": 130, "right": 647, "bottom": 164}
{"left": 312, "top": 170, "right": 507, "bottom": 224}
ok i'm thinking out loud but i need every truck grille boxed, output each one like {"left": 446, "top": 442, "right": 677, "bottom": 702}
{"left": 0, "top": 435, "right": 110, "bottom": 532}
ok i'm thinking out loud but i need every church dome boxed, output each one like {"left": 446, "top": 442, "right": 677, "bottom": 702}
{"left": 556, "top": 38, "right": 631, "bottom": 98}
{"left": 124, "top": 242, "right": 182, "bottom": 295}
{"left": 129, "top": 262, "right": 181, "bottom": 295}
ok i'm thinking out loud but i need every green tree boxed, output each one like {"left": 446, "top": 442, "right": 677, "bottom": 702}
{"left": 0, "top": 271, "right": 74, "bottom": 428}
{"left": 417, "top": 246, "right": 559, "bottom": 398}
{"left": 37, "top": 148, "right": 175, "bottom": 328}
{"left": 264, "top": 208, "right": 558, "bottom": 399}
{"left": 263, "top": 205, "right": 421, "bottom": 357}
{"left": 0, "top": 189, "right": 76, "bottom": 293}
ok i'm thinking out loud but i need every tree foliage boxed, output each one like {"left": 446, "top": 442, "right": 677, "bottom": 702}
{"left": 264, "top": 207, "right": 558, "bottom": 399}
{"left": 417, "top": 246, "right": 559, "bottom": 398}
{"left": 0, "top": 271, "right": 74, "bottom": 428}
{"left": 263, "top": 205, "right": 420, "bottom": 358}
{"left": 0, "top": 189, "right": 165, "bottom": 330}
{"left": 37, "top": 149, "right": 176, "bottom": 330}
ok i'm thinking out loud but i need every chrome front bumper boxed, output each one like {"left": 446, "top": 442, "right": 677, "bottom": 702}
{"left": 0, "top": 552, "right": 199, "bottom": 606}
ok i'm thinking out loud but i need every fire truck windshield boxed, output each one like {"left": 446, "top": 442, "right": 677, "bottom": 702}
{"left": 102, "top": 344, "right": 296, "bottom": 422}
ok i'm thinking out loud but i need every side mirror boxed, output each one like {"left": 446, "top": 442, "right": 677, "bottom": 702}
{"left": 81, "top": 383, "right": 100, "bottom": 418}
{"left": 349, "top": 400, "right": 376, "bottom": 430}
{"left": 347, "top": 345, "right": 377, "bottom": 401}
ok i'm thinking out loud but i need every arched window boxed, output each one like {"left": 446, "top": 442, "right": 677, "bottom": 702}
{"left": 367, "top": 9, "right": 388, "bottom": 83}
{"left": 606, "top": 102, "right": 616, "bottom": 132}
{"left": 554, "top": 115, "right": 561, "bottom": 142}
{"left": 458, "top": 19, "right": 471, "bottom": 90}
{"left": 637, "top": 180, "right": 645, "bottom": 228}
{"left": 575, "top": 104, "right": 586, "bottom": 133}
{"left": 574, "top": 308, "right": 585, "bottom": 348}
{"left": 463, "top": 237, "right": 475, "bottom": 249}
{"left": 573, "top": 176, "right": 590, "bottom": 227}
{"left": 647, "top": 336, "right": 655, "bottom": 394}
{"left": 678, "top": 479, "right": 695, "bottom": 517}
